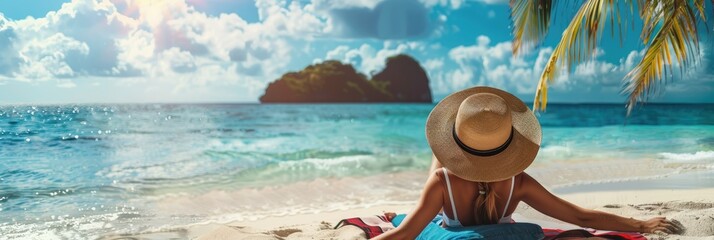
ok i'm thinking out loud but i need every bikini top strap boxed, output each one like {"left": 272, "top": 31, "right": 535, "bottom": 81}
{"left": 442, "top": 168, "right": 459, "bottom": 221}
{"left": 501, "top": 176, "right": 515, "bottom": 219}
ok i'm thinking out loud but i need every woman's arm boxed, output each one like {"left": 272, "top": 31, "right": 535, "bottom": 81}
{"left": 520, "top": 172, "right": 679, "bottom": 234}
{"left": 373, "top": 170, "right": 444, "bottom": 240}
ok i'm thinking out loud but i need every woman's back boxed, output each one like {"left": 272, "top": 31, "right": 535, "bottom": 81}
{"left": 436, "top": 168, "right": 521, "bottom": 227}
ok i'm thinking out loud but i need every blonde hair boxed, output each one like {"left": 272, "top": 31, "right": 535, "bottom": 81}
{"left": 473, "top": 182, "right": 499, "bottom": 225}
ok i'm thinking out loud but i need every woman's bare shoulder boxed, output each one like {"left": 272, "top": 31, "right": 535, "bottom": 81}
{"left": 517, "top": 172, "right": 539, "bottom": 189}
{"left": 513, "top": 172, "right": 533, "bottom": 197}
{"left": 433, "top": 167, "right": 444, "bottom": 177}
{"left": 434, "top": 167, "right": 468, "bottom": 184}
{"left": 515, "top": 172, "right": 528, "bottom": 185}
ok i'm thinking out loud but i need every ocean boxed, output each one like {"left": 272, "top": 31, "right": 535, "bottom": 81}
{"left": 0, "top": 103, "right": 712, "bottom": 239}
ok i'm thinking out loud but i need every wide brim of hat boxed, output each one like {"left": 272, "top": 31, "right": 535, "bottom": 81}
{"left": 426, "top": 86, "right": 542, "bottom": 182}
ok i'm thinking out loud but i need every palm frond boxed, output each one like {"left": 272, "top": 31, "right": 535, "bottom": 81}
{"left": 533, "top": 0, "right": 620, "bottom": 111}
{"left": 510, "top": 0, "right": 554, "bottom": 55}
{"left": 623, "top": 0, "right": 704, "bottom": 114}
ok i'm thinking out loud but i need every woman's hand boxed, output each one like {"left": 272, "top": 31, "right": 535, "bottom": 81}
{"left": 383, "top": 212, "right": 397, "bottom": 222}
{"left": 640, "top": 217, "right": 681, "bottom": 234}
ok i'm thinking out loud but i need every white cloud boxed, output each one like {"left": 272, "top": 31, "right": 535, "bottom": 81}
{"left": 310, "top": 0, "right": 386, "bottom": 11}
{"left": 439, "top": 35, "right": 648, "bottom": 96}
{"left": 474, "top": 0, "right": 508, "bottom": 4}
{"left": 322, "top": 41, "right": 422, "bottom": 75}
{"left": 423, "top": 58, "right": 444, "bottom": 71}
{"left": 159, "top": 47, "right": 197, "bottom": 73}
{"left": 18, "top": 33, "right": 89, "bottom": 80}
{"left": 114, "top": 29, "right": 153, "bottom": 76}
{"left": 256, "top": 0, "right": 329, "bottom": 38}
{"left": 0, "top": 0, "right": 325, "bottom": 101}
{"left": 421, "top": 0, "right": 465, "bottom": 9}
{"left": 445, "top": 35, "right": 536, "bottom": 92}
{"left": 448, "top": 0, "right": 465, "bottom": 9}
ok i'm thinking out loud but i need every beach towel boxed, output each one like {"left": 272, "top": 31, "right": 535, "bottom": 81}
{"left": 542, "top": 228, "right": 646, "bottom": 240}
{"left": 336, "top": 214, "right": 645, "bottom": 240}
{"left": 335, "top": 214, "right": 544, "bottom": 239}
{"left": 391, "top": 214, "right": 545, "bottom": 240}
{"left": 334, "top": 215, "right": 395, "bottom": 239}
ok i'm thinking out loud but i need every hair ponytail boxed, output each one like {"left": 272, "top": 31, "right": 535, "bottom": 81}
{"left": 473, "top": 182, "right": 499, "bottom": 225}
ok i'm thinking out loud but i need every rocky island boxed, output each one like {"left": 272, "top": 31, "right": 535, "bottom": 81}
{"left": 259, "top": 54, "right": 432, "bottom": 103}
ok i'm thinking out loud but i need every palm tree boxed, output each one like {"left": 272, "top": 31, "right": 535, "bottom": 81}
{"left": 510, "top": 0, "right": 712, "bottom": 114}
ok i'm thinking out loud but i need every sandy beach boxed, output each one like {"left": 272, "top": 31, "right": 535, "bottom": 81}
{"left": 101, "top": 177, "right": 714, "bottom": 240}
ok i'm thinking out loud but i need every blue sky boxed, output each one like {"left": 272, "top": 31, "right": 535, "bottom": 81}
{"left": 0, "top": 0, "right": 712, "bottom": 104}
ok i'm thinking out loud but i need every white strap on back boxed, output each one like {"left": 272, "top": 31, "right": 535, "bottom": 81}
{"left": 501, "top": 176, "right": 515, "bottom": 219}
{"left": 442, "top": 168, "right": 459, "bottom": 221}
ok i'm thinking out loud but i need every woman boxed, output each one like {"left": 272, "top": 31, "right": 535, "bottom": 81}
{"left": 373, "top": 86, "right": 678, "bottom": 239}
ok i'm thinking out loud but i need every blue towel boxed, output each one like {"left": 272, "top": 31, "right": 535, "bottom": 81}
{"left": 391, "top": 214, "right": 544, "bottom": 240}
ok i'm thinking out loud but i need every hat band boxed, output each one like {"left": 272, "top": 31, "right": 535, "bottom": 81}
{"left": 452, "top": 125, "right": 514, "bottom": 157}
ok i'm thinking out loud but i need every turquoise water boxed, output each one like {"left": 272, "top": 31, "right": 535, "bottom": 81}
{"left": 0, "top": 103, "right": 712, "bottom": 238}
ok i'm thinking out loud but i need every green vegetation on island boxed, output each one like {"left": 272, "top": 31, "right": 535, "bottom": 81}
{"left": 260, "top": 54, "right": 432, "bottom": 103}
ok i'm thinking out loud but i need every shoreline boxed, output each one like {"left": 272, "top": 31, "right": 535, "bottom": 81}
{"left": 141, "top": 164, "right": 710, "bottom": 223}
{"left": 102, "top": 170, "right": 714, "bottom": 240}
{"left": 105, "top": 188, "right": 714, "bottom": 240}
{"left": 552, "top": 169, "right": 714, "bottom": 194}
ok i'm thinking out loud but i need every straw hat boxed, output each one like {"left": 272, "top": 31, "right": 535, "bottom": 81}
{"left": 426, "top": 86, "right": 542, "bottom": 182}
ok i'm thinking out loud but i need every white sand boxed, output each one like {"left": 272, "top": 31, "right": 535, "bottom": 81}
{"left": 115, "top": 188, "right": 714, "bottom": 239}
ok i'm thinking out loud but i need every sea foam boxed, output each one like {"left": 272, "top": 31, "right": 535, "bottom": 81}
{"left": 658, "top": 151, "right": 714, "bottom": 162}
